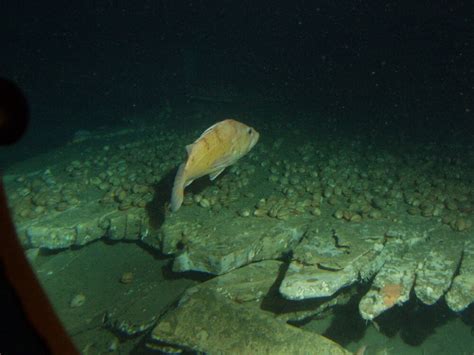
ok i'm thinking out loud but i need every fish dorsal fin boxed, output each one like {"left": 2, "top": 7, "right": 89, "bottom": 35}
{"left": 209, "top": 168, "right": 225, "bottom": 181}
{"left": 186, "top": 121, "right": 219, "bottom": 154}
{"left": 198, "top": 121, "right": 221, "bottom": 140}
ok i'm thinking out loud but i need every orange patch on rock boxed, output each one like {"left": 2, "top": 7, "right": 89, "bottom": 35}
{"left": 380, "top": 283, "right": 403, "bottom": 307}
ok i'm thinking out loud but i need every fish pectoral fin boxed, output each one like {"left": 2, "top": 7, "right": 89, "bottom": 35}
{"left": 210, "top": 155, "right": 236, "bottom": 171}
{"left": 209, "top": 168, "right": 225, "bottom": 181}
{"left": 207, "top": 155, "right": 237, "bottom": 180}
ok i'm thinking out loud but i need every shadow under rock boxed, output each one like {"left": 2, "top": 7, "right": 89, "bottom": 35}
{"left": 461, "top": 303, "right": 474, "bottom": 333}
{"left": 380, "top": 298, "right": 454, "bottom": 346}
{"left": 324, "top": 291, "right": 455, "bottom": 348}
{"left": 321, "top": 287, "right": 368, "bottom": 347}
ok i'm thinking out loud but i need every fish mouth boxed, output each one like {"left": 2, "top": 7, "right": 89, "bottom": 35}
{"left": 252, "top": 131, "right": 260, "bottom": 147}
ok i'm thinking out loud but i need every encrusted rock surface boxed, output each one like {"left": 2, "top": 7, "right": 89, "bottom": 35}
{"left": 4, "top": 121, "right": 474, "bottom": 331}
{"left": 414, "top": 230, "right": 464, "bottom": 306}
{"left": 4, "top": 125, "right": 180, "bottom": 249}
{"left": 21, "top": 207, "right": 149, "bottom": 249}
{"left": 103, "top": 277, "right": 193, "bottom": 337}
{"left": 144, "top": 211, "right": 306, "bottom": 275}
{"left": 280, "top": 219, "right": 388, "bottom": 300}
{"left": 445, "top": 239, "right": 474, "bottom": 312}
{"left": 151, "top": 286, "right": 350, "bottom": 354}
{"left": 186, "top": 260, "right": 353, "bottom": 323}
{"left": 276, "top": 215, "right": 474, "bottom": 319}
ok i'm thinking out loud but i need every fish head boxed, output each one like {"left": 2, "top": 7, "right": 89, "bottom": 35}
{"left": 242, "top": 125, "right": 260, "bottom": 152}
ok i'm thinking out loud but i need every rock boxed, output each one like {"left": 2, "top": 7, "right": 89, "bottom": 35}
{"left": 279, "top": 220, "right": 389, "bottom": 300}
{"left": 414, "top": 230, "right": 464, "bottom": 305}
{"left": 198, "top": 260, "right": 354, "bottom": 324}
{"left": 27, "top": 225, "right": 76, "bottom": 249}
{"left": 196, "top": 260, "right": 283, "bottom": 304}
{"left": 359, "top": 241, "right": 426, "bottom": 320}
{"left": 445, "top": 239, "right": 474, "bottom": 312}
{"left": 151, "top": 287, "right": 350, "bottom": 354}
{"left": 69, "top": 293, "right": 86, "bottom": 308}
{"left": 120, "top": 272, "right": 134, "bottom": 284}
{"left": 145, "top": 210, "right": 306, "bottom": 275}
{"left": 359, "top": 260, "right": 414, "bottom": 320}
{"left": 280, "top": 263, "right": 359, "bottom": 300}
{"left": 104, "top": 278, "right": 194, "bottom": 336}
{"left": 20, "top": 206, "right": 149, "bottom": 249}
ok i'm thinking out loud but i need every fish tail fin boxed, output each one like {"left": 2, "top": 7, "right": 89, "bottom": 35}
{"left": 170, "top": 163, "right": 186, "bottom": 212}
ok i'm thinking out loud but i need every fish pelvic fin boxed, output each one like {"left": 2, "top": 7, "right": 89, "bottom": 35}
{"left": 209, "top": 167, "right": 225, "bottom": 181}
{"left": 170, "top": 163, "right": 186, "bottom": 212}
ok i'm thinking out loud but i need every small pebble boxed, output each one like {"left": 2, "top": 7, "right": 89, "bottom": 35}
{"left": 239, "top": 209, "right": 251, "bottom": 217}
{"left": 120, "top": 272, "right": 134, "bottom": 284}
{"left": 69, "top": 293, "right": 86, "bottom": 308}
{"left": 199, "top": 198, "right": 210, "bottom": 208}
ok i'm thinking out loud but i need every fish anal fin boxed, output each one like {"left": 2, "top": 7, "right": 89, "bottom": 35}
{"left": 209, "top": 168, "right": 225, "bottom": 181}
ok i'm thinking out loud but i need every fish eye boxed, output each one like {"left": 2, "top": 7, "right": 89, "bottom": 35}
{"left": 248, "top": 128, "right": 252, "bottom": 135}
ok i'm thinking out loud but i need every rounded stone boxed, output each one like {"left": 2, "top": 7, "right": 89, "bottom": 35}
{"left": 199, "top": 198, "right": 210, "bottom": 208}
{"left": 69, "top": 293, "right": 86, "bottom": 308}
{"left": 120, "top": 272, "right": 134, "bottom": 284}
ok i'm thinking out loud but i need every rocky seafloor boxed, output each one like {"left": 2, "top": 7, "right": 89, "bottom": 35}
{"left": 3, "top": 110, "right": 474, "bottom": 353}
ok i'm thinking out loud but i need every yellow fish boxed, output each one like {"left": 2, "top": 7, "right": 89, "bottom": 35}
{"left": 170, "top": 119, "right": 259, "bottom": 212}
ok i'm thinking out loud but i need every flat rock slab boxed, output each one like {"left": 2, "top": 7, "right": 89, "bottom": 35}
{"left": 446, "top": 238, "right": 474, "bottom": 312}
{"left": 21, "top": 205, "right": 149, "bottom": 249}
{"left": 278, "top": 216, "right": 470, "bottom": 321}
{"left": 194, "top": 260, "right": 353, "bottom": 323}
{"left": 414, "top": 230, "right": 464, "bottom": 305}
{"left": 151, "top": 287, "right": 351, "bottom": 354}
{"left": 358, "top": 224, "right": 474, "bottom": 319}
{"left": 197, "top": 259, "right": 283, "bottom": 303}
{"left": 280, "top": 219, "right": 390, "bottom": 300}
{"left": 359, "top": 249, "right": 419, "bottom": 320}
{"left": 146, "top": 210, "right": 307, "bottom": 274}
{"left": 103, "top": 278, "right": 193, "bottom": 336}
